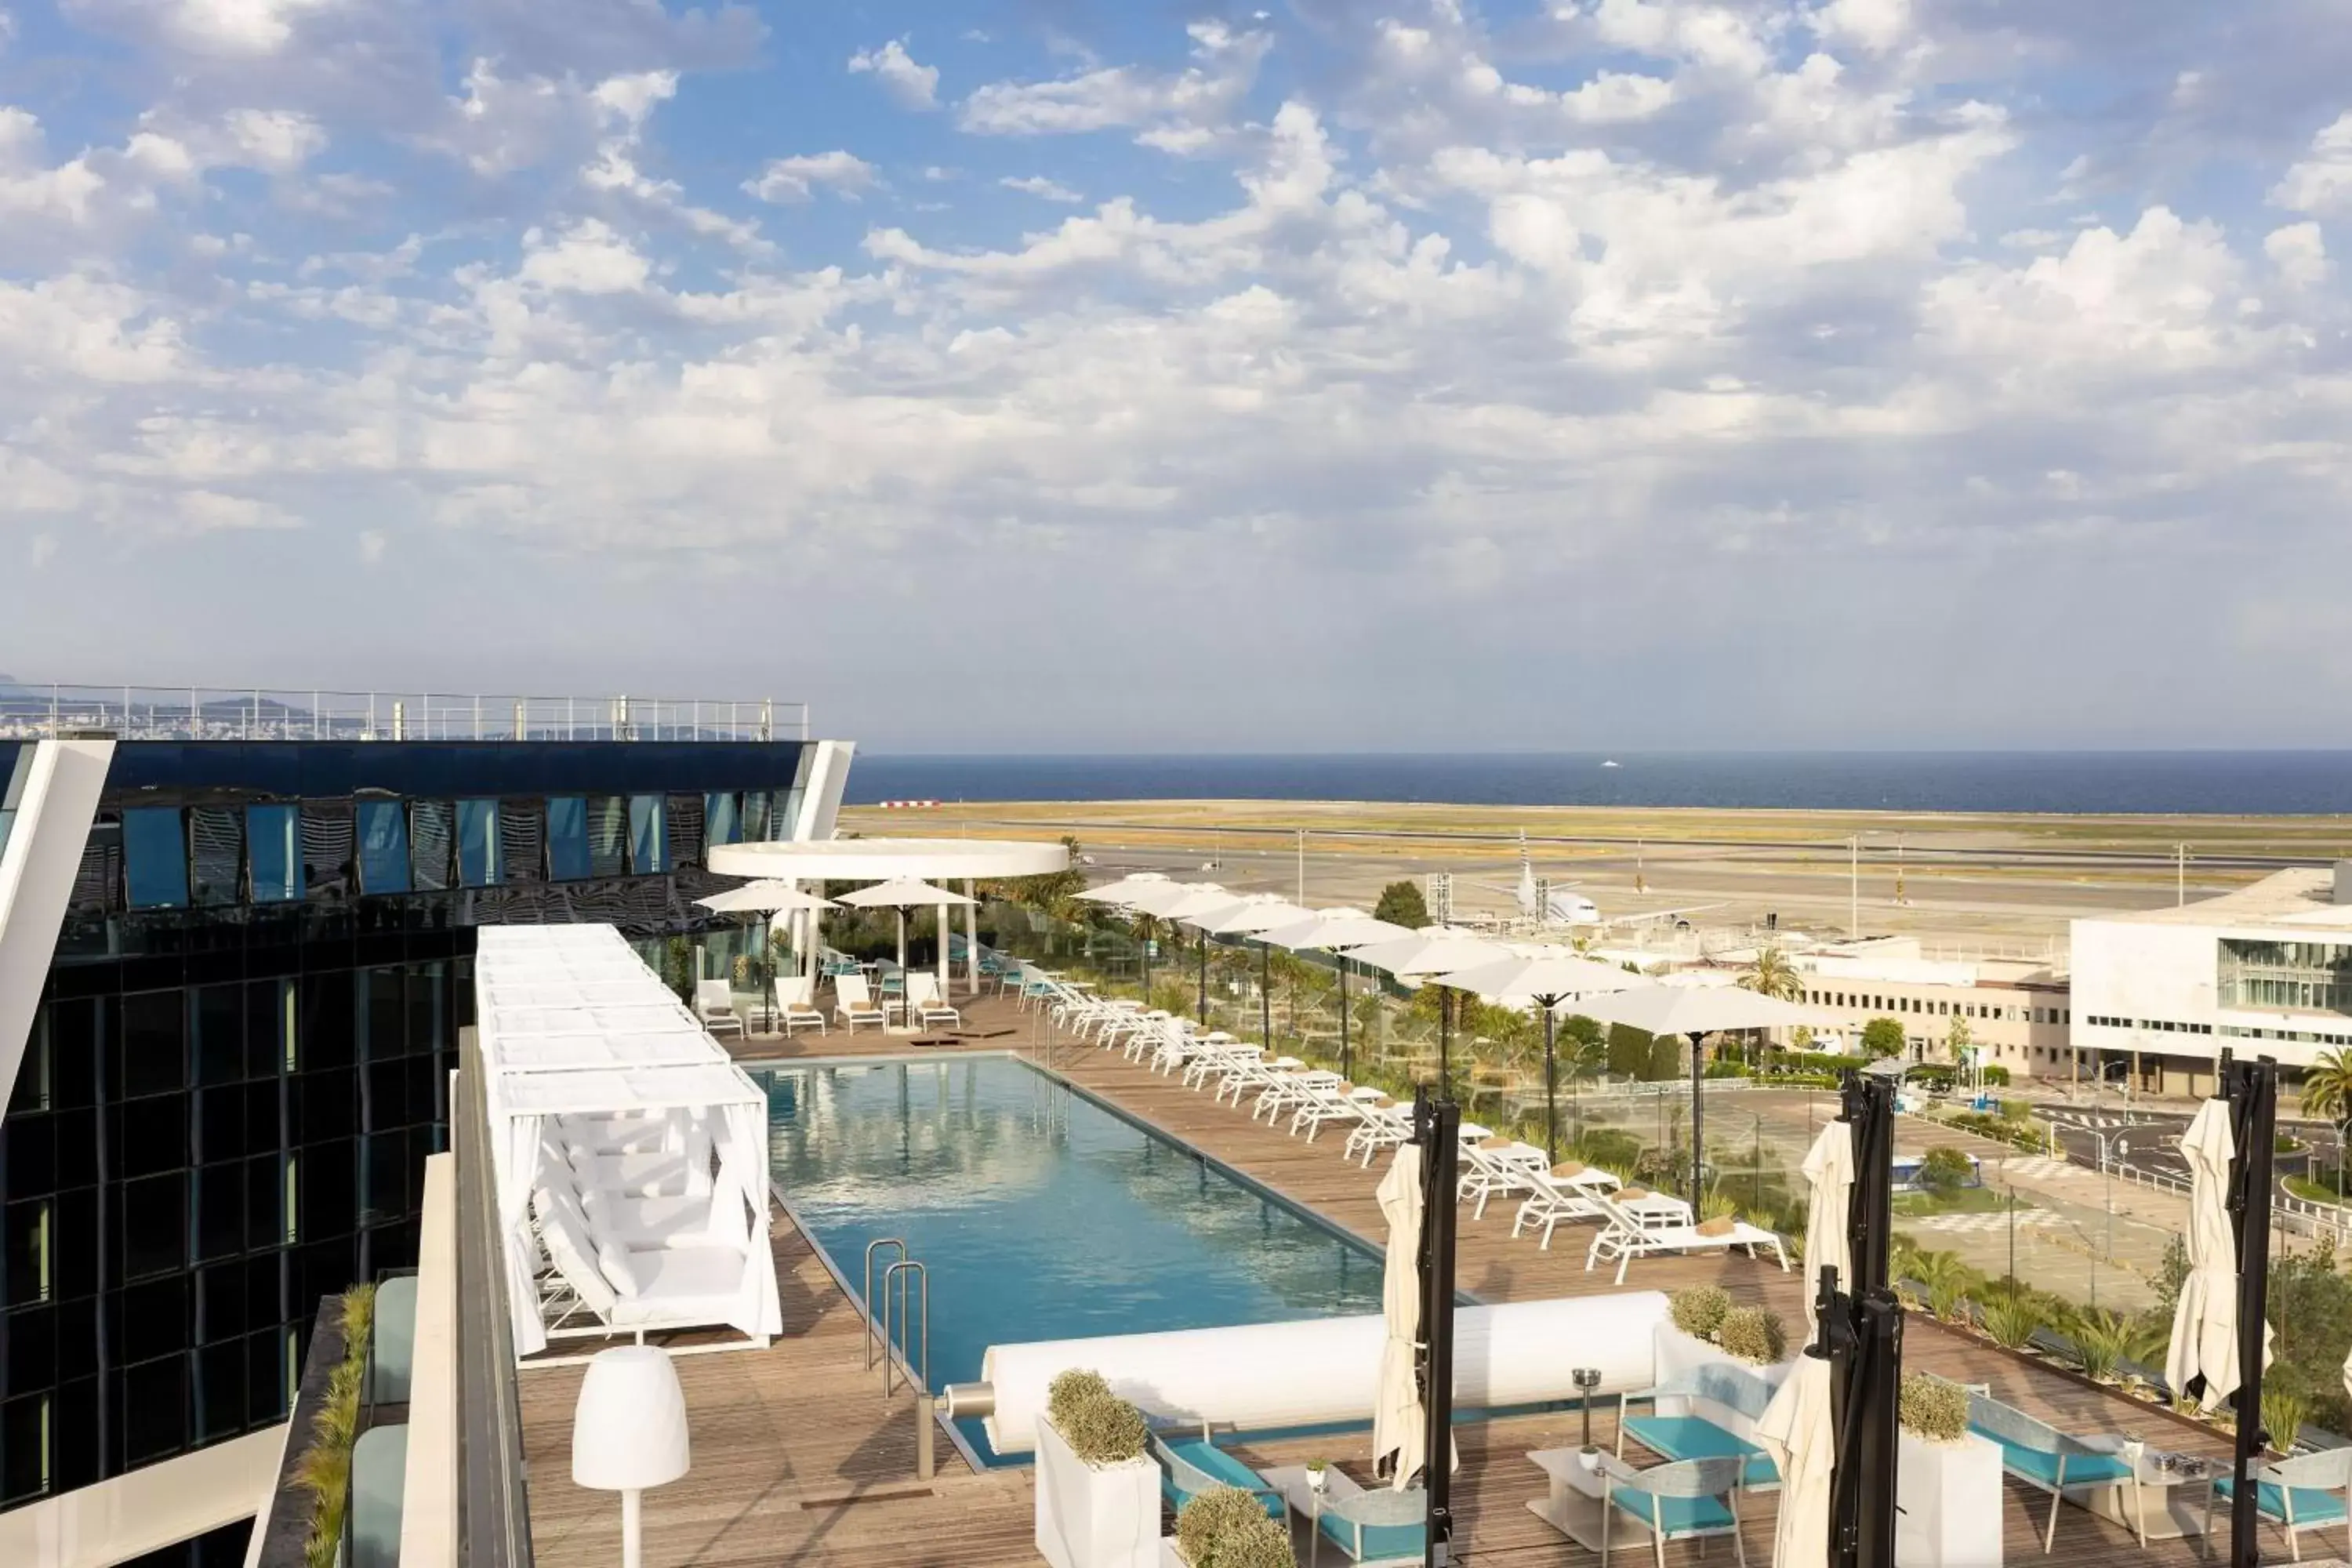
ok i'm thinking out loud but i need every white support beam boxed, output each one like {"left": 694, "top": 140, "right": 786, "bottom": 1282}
{"left": 0, "top": 737, "right": 113, "bottom": 1112}
{"left": 0, "top": 1425, "right": 281, "bottom": 1568}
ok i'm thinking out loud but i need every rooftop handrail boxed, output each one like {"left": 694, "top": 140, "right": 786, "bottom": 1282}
{"left": 0, "top": 684, "right": 808, "bottom": 742}
{"left": 453, "top": 1029, "right": 536, "bottom": 1568}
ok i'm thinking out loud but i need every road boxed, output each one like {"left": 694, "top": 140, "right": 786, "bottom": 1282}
{"left": 2036, "top": 1099, "right": 2349, "bottom": 1210}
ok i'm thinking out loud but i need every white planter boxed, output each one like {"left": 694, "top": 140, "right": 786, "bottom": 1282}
{"left": 1653, "top": 1323, "right": 1800, "bottom": 1394}
{"left": 1896, "top": 1429, "right": 2003, "bottom": 1568}
{"left": 1036, "top": 1418, "right": 1161, "bottom": 1568}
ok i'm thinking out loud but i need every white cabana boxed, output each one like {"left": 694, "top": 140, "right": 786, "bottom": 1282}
{"left": 477, "top": 927, "right": 783, "bottom": 1359}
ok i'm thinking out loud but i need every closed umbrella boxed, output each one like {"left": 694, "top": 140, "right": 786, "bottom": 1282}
{"left": 1341, "top": 930, "right": 1509, "bottom": 1101}
{"left": 1374, "top": 1142, "right": 1426, "bottom": 1488}
{"left": 2167, "top": 1098, "right": 2272, "bottom": 1411}
{"left": 1566, "top": 983, "right": 1835, "bottom": 1202}
{"left": 1259, "top": 909, "right": 1414, "bottom": 1078}
{"left": 1754, "top": 1352, "right": 1835, "bottom": 1568}
{"left": 840, "top": 877, "right": 979, "bottom": 1014}
{"left": 1187, "top": 896, "right": 1313, "bottom": 1050}
{"left": 1434, "top": 953, "right": 1640, "bottom": 1163}
{"left": 1798, "top": 1120, "right": 1855, "bottom": 1342}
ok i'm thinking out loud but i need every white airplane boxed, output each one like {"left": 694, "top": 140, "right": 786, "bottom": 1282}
{"left": 1470, "top": 833, "right": 1720, "bottom": 930}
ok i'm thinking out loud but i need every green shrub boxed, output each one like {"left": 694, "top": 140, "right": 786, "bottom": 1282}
{"left": 2263, "top": 1388, "right": 2310, "bottom": 1455}
{"left": 1917, "top": 1146, "right": 1973, "bottom": 1193}
{"left": 1700, "top": 1184, "right": 1742, "bottom": 1222}
{"left": 2068, "top": 1310, "right": 2134, "bottom": 1382}
{"left": 1047, "top": 1368, "right": 1148, "bottom": 1466}
{"left": 1717, "top": 1306, "right": 1787, "bottom": 1365}
{"left": 1669, "top": 1285, "right": 1733, "bottom": 1341}
{"left": 1644, "top": 1034, "right": 1683, "bottom": 1081}
{"left": 1898, "top": 1374, "right": 1969, "bottom": 1443}
{"left": 1998, "top": 1098, "right": 2031, "bottom": 1124}
{"left": 291, "top": 1284, "right": 376, "bottom": 1568}
{"left": 1178, "top": 1487, "right": 1296, "bottom": 1568}
{"left": 1980, "top": 1296, "right": 2041, "bottom": 1350}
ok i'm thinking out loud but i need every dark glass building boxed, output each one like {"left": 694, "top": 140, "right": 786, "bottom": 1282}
{"left": 0, "top": 735, "right": 815, "bottom": 1514}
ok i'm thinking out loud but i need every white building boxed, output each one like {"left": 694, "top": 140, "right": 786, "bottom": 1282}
{"left": 2072, "top": 866, "right": 2352, "bottom": 1096}
{"left": 1788, "top": 937, "right": 2074, "bottom": 1077}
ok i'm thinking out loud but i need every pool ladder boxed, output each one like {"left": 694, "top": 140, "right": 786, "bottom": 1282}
{"left": 864, "top": 1239, "right": 935, "bottom": 1481}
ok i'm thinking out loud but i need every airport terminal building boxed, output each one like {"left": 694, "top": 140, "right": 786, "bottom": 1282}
{"left": 2071, "top": 866, "right": 2352, "bottom": 1097}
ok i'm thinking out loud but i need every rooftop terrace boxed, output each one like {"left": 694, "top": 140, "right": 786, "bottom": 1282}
{"left": 0, "top": 683, "right": 808, "bottom": 742}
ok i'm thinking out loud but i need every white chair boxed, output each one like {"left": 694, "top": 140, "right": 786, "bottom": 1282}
{"left": 1511, "top": 1161, "right": 1624, "bottom": 1249}
{"left": 906, "top": 973, "right": 962, "bottom": 1030}
{"left": 834, "top": 974, "right": 889, "bottom": 1033}
{"left": 1345, "top": 1098, "right": 1412, "bottom": 1167}
{"left": 1585, "top": 1192, "right": 1787, "bottom": 1285}
{"left": 693, "top": 979, "right": 744, "bottom": 1039}
{"left": 1183, "top": 1037, "right": 1258, "bottom": 1090}
{"left": 1458, "top": 1137, "right": 1550, "bottom": 1218}
{"left": 776, "top": 976, "right": 827, "bottom": 1036}
{"left": 1290, "top": 1082, "right": 1385, "bottom": 1141}
{"left": 1254, "top": 1068, "right": 1341, "bottom": 1124}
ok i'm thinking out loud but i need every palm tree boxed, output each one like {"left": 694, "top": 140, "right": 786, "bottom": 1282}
{"left": 1738, "top": 946, "right": 1801, "bottom": 1000}
{"left": 2301, "top": 1049, "right": 2352, "bottom": 1200}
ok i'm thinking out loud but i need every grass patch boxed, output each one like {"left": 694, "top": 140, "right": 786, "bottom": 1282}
{"left": 1893, "top": 1186, "right": 2012, "bottom": 1217}
{"left": 2285, "top": 1175, "right": 2350, "bottom": 1209}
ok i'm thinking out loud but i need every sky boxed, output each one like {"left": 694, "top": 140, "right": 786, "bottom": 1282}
{"left": 2, "top": 0, "right": 2350, "bottom": 753}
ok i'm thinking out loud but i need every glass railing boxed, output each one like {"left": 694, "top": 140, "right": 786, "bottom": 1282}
{"left": 0, "top": 684, "right": 808, "bottom": 742}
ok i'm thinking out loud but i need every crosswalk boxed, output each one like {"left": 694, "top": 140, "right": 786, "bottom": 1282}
{"left": 1991, "top": 1156, "right": 2085, "bottom": 1182}
{"left": 1900, "top": 1208, "right": 2064, "bottom": 1235}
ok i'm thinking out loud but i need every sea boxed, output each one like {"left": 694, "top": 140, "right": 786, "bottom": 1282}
{"left": 845, "top": 752, "right": 2352, "bottom": 816}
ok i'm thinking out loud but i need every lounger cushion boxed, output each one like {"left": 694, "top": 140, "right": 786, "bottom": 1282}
{"left": 604, "top": 1247, "right": 753, "bottom": 1326}
{"left": 1156, "top": 1439, "right": 1284, "bottom": 1519}
{"left": 1605, "top": 1487, "right": 1737, "bottom": 1535}
{"left": 1969, "top": 1425, "right": 2131, "bottom": 1490}
{"left": 596, "top": 1237, "right": 641, "bottom": 1298}
{"left": 533, "top": 1192, "right": 617, "bottom": 1315}
{"left": 582, "top": 1189, "right": 722, "bottom": 1247}
{"left": 1317, "top": 1512, "right": 1425, "bottom": 1562}
{"left": 2213, "top": 1476, "right": 2350, "bottom": 1525}
{"left": 1623, "top": 1416, "right": 1778, "bottom": 1489}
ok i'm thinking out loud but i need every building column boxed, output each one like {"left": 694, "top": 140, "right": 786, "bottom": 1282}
{"left": 936, "top": 902, "right": 951, "bottom": 1004}
{"left": 964, "top": 878, "right": 980, "bottom": 996}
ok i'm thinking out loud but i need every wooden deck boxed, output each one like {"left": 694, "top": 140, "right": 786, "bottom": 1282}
{"left": 518, "top": 993, "right": 2255, "bottom": 1568}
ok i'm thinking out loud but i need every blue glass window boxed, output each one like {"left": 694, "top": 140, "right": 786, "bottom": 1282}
{"left": 706, "top": 792, "right": 740, "bottom": 847}
{"left": 456, "top": 800, "right": 501, "bottom": 887}
{"left": 303, "top": 802, "right": 354, "bottom": 899}
{"left": 248, "top": 807, "right": 299, "bottom": 902}
{"left": 741, "top": 791, "right": 771, "bottom": 843}
{"left": 627, "top": 796, "right": 667, "bottom": 874}
{"left": 588, "top": 797, "right": 627, "bottom": 877}
{"left": 546, "top": 797, "right": 592, "bottom": 880}
{"left": 356, "top": 801, "right": 411, "bottom": 895}
{"left": 123, "top": 808, "right": 190, "bottom": 909}
{"left": 410, "top": 800, "right": 453, "bottom": 891}
{"left": 188, "top": 807, "right": 242, "bottom": 907}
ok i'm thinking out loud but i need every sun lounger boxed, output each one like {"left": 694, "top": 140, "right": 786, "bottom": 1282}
{"left": 1584, "top": 1192, "right": 1784, "bottom": 1284}
{"left": 1254, "top": 1068, "right": 1342, "bottom": 1123}
{"left": 1151, "top": 1429, "right": 1284, "bottom": 1519}
{"left": 834, "top": 974, "right": 889, "bottom": 1033}
{"left": 1345, "top": 1098, "right": 1413, "bottom": 1166}
{"left": 693, "top": 979, "right": 744, "bottom": 1038}
{"left": 1965, "top": 1391, "right": 2140, "bottom": 1552}
{"left": 1290, "top": 1081, "right": 1385, "bottom": 1140}
{"left": 775, "top": 975, "right": 827, "bottom": 1035}
{"left": 1617, "top": 1362, "right": 1780, "bottom": 1491}
{"left": 1511, "top": 1161, "right": 1624, "bottom": 1248}
{"left": 2209, "top": 1446, "right": 2352, "bottom": 1561}
{"left": 906, "top": 973, "right": 962, "bottom": 1030}
{"left": 1459, "top": 1137, "right": 1549, "bottom": 1218}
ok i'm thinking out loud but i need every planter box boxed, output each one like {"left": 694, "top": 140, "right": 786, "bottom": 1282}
{"left": 1036, "top": 1419, "right": 1161, "bottom": 1568}
{"left": 1896, "top": 1430, "right": 2003, "bottom": 1568}
{"left": 1653, "top": 1323, "right": 1800, "bottom": 1396}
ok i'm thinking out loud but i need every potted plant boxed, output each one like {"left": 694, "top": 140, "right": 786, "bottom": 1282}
{"left": 1893, "top": 1373, "right": 2002, "bottom": 1568}
{"left": 1657, "top": 1287, "right": 1796, "bottom": 1385}
{"left": 1036, "top": 1370, "right": 1160, "bottom": 1568}
{"left": 1171, "top": 1486, "right": 1296, "bottom": 1568}
{"left": 1302, "top": 1458, "right": 1329, "bottom": 1497}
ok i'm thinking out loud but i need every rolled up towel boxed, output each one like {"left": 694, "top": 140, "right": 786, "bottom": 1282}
{"left": 1618, "top": 1185, "right": 1651, "bottom": 1201}
{"left": 1549, "top": 1160, "right": 1587, "bottom": 1178}
{"left": 1696, "top": 1216, "right": 1737, "bottom": 1237}
{"left": 1481, "top": 1137, "right": 1516, "bottom": 1151}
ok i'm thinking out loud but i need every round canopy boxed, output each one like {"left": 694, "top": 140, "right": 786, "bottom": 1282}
{"left": 709, "top": 837, "right": 1066, "bottom": 883}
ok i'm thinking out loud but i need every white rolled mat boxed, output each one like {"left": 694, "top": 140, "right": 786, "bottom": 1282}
{"left": 981, "top": 1291, "right": 1668, "bottom": 1454}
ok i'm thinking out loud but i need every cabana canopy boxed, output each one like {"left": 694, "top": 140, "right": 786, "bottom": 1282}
{"left": 477, "top": 926, "right": 782, "bottom": 1358}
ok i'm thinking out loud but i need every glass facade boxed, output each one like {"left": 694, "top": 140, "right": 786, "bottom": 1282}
{"left": 0, "top": 739, "right": 813, "bottom": 1513}
{"left": 2220, "top": 937, "right": 2352, "bottom": 1016}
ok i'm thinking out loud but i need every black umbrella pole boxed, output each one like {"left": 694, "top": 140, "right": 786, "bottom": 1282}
{"left": 1340, "top": 959, "right": 1350, "bottom": 1078}
{"left": 1688, "top": 1030, "right": 1707, "bottom": 1202}
{"left": 1439, "top": 988, "right": 1450, "bottom": 1100}
{"left": 1543, "top": 1007, "right": 1559, "bottom": 1163}
{"left": 1198, "top": 931, "right": 1208, "bottom": 1025}
{"left": 2224, "top": 1053, "right": 2279, "bottom": 1568}
{"left": 1260, "top": 941, "right": 1271, "bottom": 1048}
{"left": 1414, "top": 1091, "right": 1461, "bottom": 1568}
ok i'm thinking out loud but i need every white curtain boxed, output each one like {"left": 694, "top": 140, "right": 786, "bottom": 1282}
{"left": 495, "top": 1109, "right": 548, "bottom": 1355}
{"left": 720, "top": 1100, "right": 784, "bottom": 1338}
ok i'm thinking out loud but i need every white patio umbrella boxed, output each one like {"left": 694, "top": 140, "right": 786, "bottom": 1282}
{"left": 694, "top": 882, "right": 839, "bottom": 1025}
{"left": 1754, "top": 1352, "right": 1835, "bottom": 1568}
{"left": 1566, "top": 984, "right": 1836, "bottom": 1200}
{"left": 1258, "top": 909, "right": 1414, "bottom": 1078}
{"left": 1104, "top": 877, "right": 1219, "bottom": 1007}
{"left": 840, "top": 877, "right": 979, "bottom": 1009}
{"left": 1374, "top": 1141, "right": 1427, "bottom": 1489}
{"left": 1185, "top": 896, "right": 1315, "bottom": 1047}
{"left": 2166, "top": 1098, "right": 2272, "bottom": 1411}
{"left": 1798, "top": 1120, "right": 1855, "bottom": 1341}
{"left": 1072, "top": 872, "right": 1173, "bottom": 904}
{"left": 1148, "top": 884, "right": 1233, "bottom": 1023}
{"left": 1343, "top": 930, "right": 1511, "bottom": 1099}
{"left": 1434, "top": 953, "right": 1642, "bottom": 1162}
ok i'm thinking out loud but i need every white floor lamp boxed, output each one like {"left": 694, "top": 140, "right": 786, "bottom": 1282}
{"left": 572, "top": 1345, "right": 691, "bottom": 1568}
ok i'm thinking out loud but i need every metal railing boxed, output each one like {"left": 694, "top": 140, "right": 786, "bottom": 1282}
{"left": 0, "top": 684, "right": 809, "bottom": 742}
{"left": 862, "top": 1236, "right": 936, "bottom": 1480}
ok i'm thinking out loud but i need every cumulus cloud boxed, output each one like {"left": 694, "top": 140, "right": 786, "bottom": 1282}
{"left": 849, "top": 39, "right": 938, "bottom": 110}
{"left": 743, "top": 150, "right": 875, "bottom": 202}
{"left": 2273, "top": 111, "right": 2352, "bottom": 215}
{"left": 960, "top": 20, "right": 1269, "bottom": 149}
{"left": 1000, "top": 173, "right": 1083, "bottom": 202}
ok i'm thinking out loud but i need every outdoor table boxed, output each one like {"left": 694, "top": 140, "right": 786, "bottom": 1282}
{"left": 1523, "top": 1446, "right": 1657, "bottom": 1552}
{"left": 2078, "top": 1439, "right": 2218, "bottom": 1542}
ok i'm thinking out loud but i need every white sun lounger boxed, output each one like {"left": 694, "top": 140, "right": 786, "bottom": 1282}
{"left": 1345, "top": 1098, "right": 1413, "bottom": 1166}
{"left": 776, "top": 975, "right": 828, "bottom": 1036}
{"left": 1585, "top": 1192, "right": 1788, "bottom": 1284}
{"left": 1290, "top": 1082, "right": 1386, "bottom": 1140}
{"left": 906, "top": 972, "right": 962, "bottom": 1029}
{"left": 1459, "top": 1138, "right": 1550, "bottom": 1218}
{"left": 835, "top": 974, "right": 890, "bottom": 1032}
{"left": 1510, "top": 1162, "right": 1625, "bottom": 1248}
{"left": 1254, "top": 1068, "right": 1342, "bottom": 1123}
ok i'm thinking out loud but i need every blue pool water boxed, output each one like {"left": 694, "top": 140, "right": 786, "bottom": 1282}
{"left": 759, "top": 1055, "right": 1385, "bottom": 1462}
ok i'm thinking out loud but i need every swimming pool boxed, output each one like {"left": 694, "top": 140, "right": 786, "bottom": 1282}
{"left": 759, "top": 1054, "right": 1385, "bottom": 1462}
